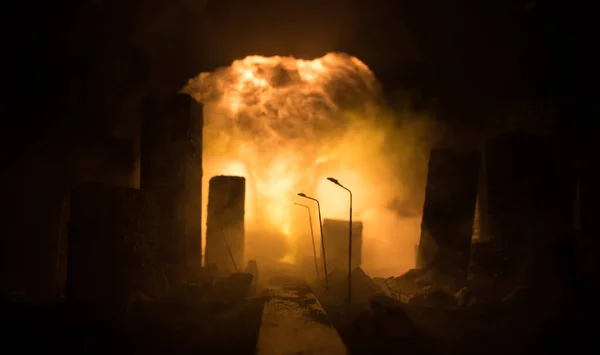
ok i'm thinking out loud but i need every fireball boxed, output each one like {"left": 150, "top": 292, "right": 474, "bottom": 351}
{"left": 183, "top": 53, "right": 425, "bottom": 275}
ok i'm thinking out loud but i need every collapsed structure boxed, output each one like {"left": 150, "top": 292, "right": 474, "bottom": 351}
{"left": 141, "top": 94, "right": 204, "bottom": 271}
{"left": 182, "top": 53, "right": 423, "bottom": 269}
{"left": 417, "top": 149, "right": 480, "bottom": 284}
{"left": 66, "top": 93, "right": 204, "bottom": 316}
{"left": 15, "top": 51, "right": 579, "bottom": 313}
{"left": 205, "top": 175, "right": 246, "bottom": 275}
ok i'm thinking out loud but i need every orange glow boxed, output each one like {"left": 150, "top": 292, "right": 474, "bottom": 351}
{"left": 315, "top": 170, "right": 362, "bottom": 219}
{"left": 185, "top": 53, "right": 431, "bottom": 276}
{"left": 220, "top": 161, "right": 247, "bottom": 177}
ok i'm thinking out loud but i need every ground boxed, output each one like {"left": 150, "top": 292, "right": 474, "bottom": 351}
{"left": 1, "top": 277, "right": 585, "bottom": 355}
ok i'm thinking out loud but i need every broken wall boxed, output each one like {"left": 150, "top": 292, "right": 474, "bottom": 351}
{"left": 417, "top": 149, "right": 480, "bottom": 282}
{"left": 141, "top": 94, "right": 203, "bottom": 273}
{"left": 205, "top": 176, "right": 246, "bottom": 274}
{"left": 484, "top": 130, "right": 560, "bottom": 292}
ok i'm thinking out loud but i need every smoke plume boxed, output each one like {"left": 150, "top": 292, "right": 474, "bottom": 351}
{"left": 183, "top": 53, "right": 439, "bottom": 276}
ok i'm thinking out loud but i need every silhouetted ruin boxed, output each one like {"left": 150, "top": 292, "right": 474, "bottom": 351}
{"left": 205, "top": 176, "right": 246, "bottom": 275}
{"left": 417, "top": 149, "right": 480, "bottom": 284}
{"left": 1, "top": 3, "right": 579, "bottom": 354}
{"left": 141, "top": 94, "right": 203, "bottom": 274}
{"left": 484, "top": 130, "right": 559, "bottom": 294}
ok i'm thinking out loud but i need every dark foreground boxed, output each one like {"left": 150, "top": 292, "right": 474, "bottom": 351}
{"left": 1, "top": 287, "right": 592, "bottom": 355}
{"left": 1, "top": 297, "right": 267, "bottom": 355}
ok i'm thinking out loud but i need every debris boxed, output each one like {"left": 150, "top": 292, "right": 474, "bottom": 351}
{"left": 130, "top": 291, "right": 154, "bottom": 304}
{"left": 205, "top": 263, "right": 220, "bottom": 281}
{"left": 245, "top": 260, "right": 259, "bottom": 293}
{"left": 372, "top": 277, "right": 396, "bottom": 298}
{"left": 408, "top": 289, "right": 456, "bottom": 308}
{"left": 502, "top": 286, "right": 534, "bottom": 304}
{"left": 245, "top": 260, "right": 259, "bottom": 282}
{"left": 128, "top": 291, "right": 154, "bottom": 312}
{"left": 351, "top": 268, "right": 383, "bottom": 303}
{"left": 454, "top": 286, "right": 476, "bottom": 308}
{"left": 344, "top": 294, "right": 423, "bottom": 354}
{"left": 217, "top": 273, "right": 254, "bottom": 303}
{"left": 392, "top": 268, "right": 425, "bottom": 295}
{"left": 318, "top": 268, "right": 382, "bottom": 305}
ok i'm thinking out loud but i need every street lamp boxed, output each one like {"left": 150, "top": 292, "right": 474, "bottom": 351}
{"left": 297, "top": 193, "right": 328, "bottom": 290}
{"left": 327, "top": 177, "right": 353, "bottom": 304}
{"left": 294, "top": 203, "right": 320, "bottom": 281}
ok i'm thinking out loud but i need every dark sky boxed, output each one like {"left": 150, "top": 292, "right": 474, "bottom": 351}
{"left": 3, "top": 0, "right": 572, "bottom": 166}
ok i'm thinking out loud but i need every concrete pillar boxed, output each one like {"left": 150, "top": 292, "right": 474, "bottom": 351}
{"left": 484, "top": 130, "right": 561, "bottom": 293}
{"left": 580, "top": 129, "right": 598, "bottom": 239}
{"left": 578, "top": 139, "right": 600, "bottom": 289}
{"left": 485, "top": 130, "right": 556, "bottom": 250}
{"left": 66, "top": 182, "right": 159, "bottom": 318}
{"left": 417, "top": 149, "right": 480, "bottom": 282}
{"left": 322, "top": 219, "right": 363, "bottom": 272}
{"left": 141, "top": 94, "right": 203, "bottom": 271}
{"left": 476, "top": 151, "right": 491, "bottom": 242}
{"left": 205, "top": 176, "right": 246, "bottom": 275}
{"left": 56, "top": 194, "right": 70, "bottom": 298}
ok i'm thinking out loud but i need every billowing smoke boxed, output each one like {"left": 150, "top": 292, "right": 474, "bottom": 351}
{"left": 183, "top": 53, "right": 439, "bottom": 277}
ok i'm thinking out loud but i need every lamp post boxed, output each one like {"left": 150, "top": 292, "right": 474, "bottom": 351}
{"left": 327, "top": 177, "right": 353, "bottom": 304}
{"left": 294, "top": 202, "right": 320, "bottom": 281}
{"left": 298, "top": 193, "right": 328, "bottom": 290}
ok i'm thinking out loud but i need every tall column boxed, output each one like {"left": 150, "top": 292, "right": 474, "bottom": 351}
{"left": 485, "top": 130, "right": 556, "bottom": 250}
{"left": 141, "top": 94, "right": 203, "bottom": 272}
{"left": 205, "top": 176, "right": 245, "bottom": 275}
{"left": 580, "top": 129, "right": 598, "bottom": 240}
{"left": 576, "top": 122, "right": 599, "bottom": 291}
{"left": 476, "top": 151, "right": 491, "bottom": 242}
{"left": 417, "top": 149, "right": 480, "bottom": 283}
{"left": 484, "top": 130, "right": 560, "bottom": 292}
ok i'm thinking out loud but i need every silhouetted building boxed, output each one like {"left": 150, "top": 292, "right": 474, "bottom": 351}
{"left": 485, "top": 131, "right": 556, "bottom": 250}
{"left": 484, "top": 130, "right": 560, "bottom": 291}
{"left": 579, "top": 130, "right": 597, "bottom": 239}
{"left": 417, "top": 149, "right": 480, "bottom": 282}
{"left": 141, "top": 94, "right": 203, "bottom": 270}
{"left": 322, "top": 219, "right": 363, "bottom": 272}
{"left": 205, "top": 176, "right": 246, "bottom": 275}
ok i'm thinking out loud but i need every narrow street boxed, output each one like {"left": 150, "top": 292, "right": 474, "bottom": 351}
{"left": 257, "top": 284, "right": 347, "bottom": 355}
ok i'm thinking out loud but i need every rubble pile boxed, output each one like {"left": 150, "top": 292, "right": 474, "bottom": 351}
{"left": 245, "top": 260, "right": 259, "bottom": 294}
{"left": 154, "top": 273, "right": 253, "bottom": 307}
{"left": 340, "top": 294, "right": 429, "bottom": 354}
{"left": 372, "top": 268, "right": 481, "bottom": 308}
{"left": 313, "top": 268, "right": 383, "bottom": 305}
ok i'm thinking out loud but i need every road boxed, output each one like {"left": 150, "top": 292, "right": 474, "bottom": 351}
{"left": 256, "top": 284, "right": 347, "bottom": 355}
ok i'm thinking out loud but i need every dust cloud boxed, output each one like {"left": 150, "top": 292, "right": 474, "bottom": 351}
{"left": 183, "top": 53, "right": 440, "bottom": 277}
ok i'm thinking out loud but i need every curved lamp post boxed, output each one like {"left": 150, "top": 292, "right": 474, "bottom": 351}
{"left": 298, "top": 193, "right": 328, "bottom": 290}
{"left": 294, "top": 202, "right": 320, "bottom": 281}
{"left": 327, "top": 177, "right": 353, "bottom": 304}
